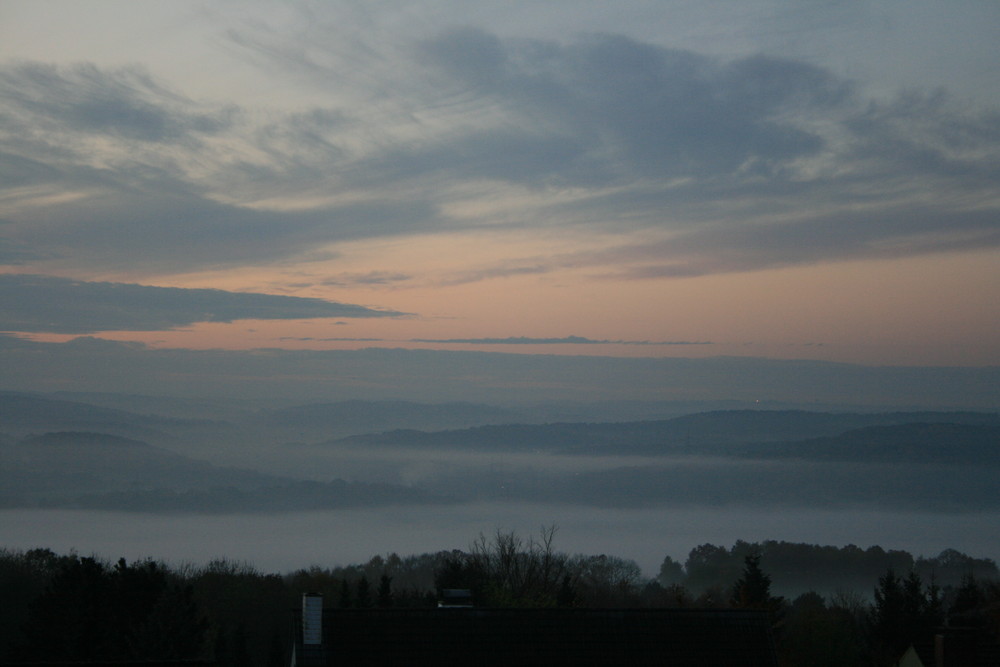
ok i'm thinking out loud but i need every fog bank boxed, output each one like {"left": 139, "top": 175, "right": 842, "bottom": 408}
{"left": 3, "top": 504, "right": 998, "bottom": 578}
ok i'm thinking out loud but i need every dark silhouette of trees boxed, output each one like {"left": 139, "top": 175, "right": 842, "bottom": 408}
{"left": 869, "top": 568, "right": 908, "bottom": 662}
{"left": 779, "top": 592, "right": 865, "bottom": 666}
{"left": 948, "top": 572, "right": 987, "bottom": 629}
{"left": 3, "top": 539, "right": 998, "bottom": 667}
{"left": 681, "top": 540, "right": 954, "bottom": 598}
{"left": 730, "top": 552, "right": 782, "bottom": 611}
{"left": 338, "top": 578, "right": 353, "bottom": 607}
{"left": 657, "top": 555, "right": 684, "bottom": 587}
{"left": 685, "top": 543, "right": 737, "bottom": 593}
{"left": 377, "top": 574, "right": 394, "bottom": 607}
{"left": 572, "top": 553, "right": 642, "bottom": 607}
{"left": 14, "top": 555, "right": 207, "bottom": 662}
{"left": 189, "top": 558, "right": 285, "bottom": 667}
{"left": 0, "top": 548, "right": 72, "bottom": 661}
{"left": 557, "top": 574, "right": 578, "bottom": 607}
{"left": 436, "top": 526, "right": 574, "bottom": 607}
{"left": 915, "top": 548, "right": 998, "bottom": 586}
{"left": 867, "top": 568, "right": 944, "bottom": 665}
{"left": 355, "top": 575, "right": 372, "bottom": 608}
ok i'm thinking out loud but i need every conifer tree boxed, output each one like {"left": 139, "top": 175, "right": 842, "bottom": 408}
{"left": 731, "top": 553, "right": 781, "bottom": 611}
{"left": 355, "top": 576, "right": 372, "bottom": 608}
{"left": 377, "top": 574, "right": 394, "bottom": 608}
{"left": 338, "top": 579, "right": 352, "bottom": 608}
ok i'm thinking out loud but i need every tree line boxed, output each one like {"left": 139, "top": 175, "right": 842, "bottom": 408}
{"left": 1, "top": 533, "right": 997, "bottom": 667}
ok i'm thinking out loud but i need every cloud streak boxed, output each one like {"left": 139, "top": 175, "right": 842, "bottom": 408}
{"left": 1, "top": 335, "right": 996, "bottom": 408}
{"left": 0, "top": 275, "right": 403, "bottom": 334}
{"left": 410, "top": 336, "right": 712, "bottom": 346}
{"left": 0, "top": 62, "right": 230, "bottom": 143}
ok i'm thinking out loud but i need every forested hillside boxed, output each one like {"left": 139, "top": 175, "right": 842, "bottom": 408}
{"left": 1, "top": 536, "right": 997, "bottom": 667}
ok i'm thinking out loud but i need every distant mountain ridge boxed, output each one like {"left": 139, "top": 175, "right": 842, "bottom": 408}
{"left": 0, "top": 391, "right": 170, "bottom": 440}
{"left": 0, "top": 429, "right": 447, "bottom": 512}
{"left": 24, "top": 431, "right": 157, "bottom": 449}
{"left": 323, "top": 410, "right": 1000, "bottom": 457}
{"left": 0, "top": 391, "right": 231, "bottom": 443}
{"left": 739, "top": 422, "right": 1000, "bottom": 465}
{"left": 252, "top": 400, "right": 524, "bottom": 439}
{"left": 2, "top": 390, "right": 996, "bottom": 514}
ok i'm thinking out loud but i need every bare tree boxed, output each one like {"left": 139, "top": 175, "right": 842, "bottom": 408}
{"left": 445, "top": 525, "right": 571, "bottom": 607}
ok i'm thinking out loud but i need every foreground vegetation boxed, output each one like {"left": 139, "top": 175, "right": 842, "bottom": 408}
{"left": 1, "top": 532, "right": 997, "bottom": 666}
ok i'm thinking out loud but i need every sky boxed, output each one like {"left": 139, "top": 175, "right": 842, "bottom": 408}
{"left": 1, "top": 0, "right": 998, "bottom": 371}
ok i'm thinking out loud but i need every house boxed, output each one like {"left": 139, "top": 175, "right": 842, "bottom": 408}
{"left": 0, "top": 662, "right": 216, "bottom": 667}
{"left": 898, "top": 645, "right": 925, "bottom": 667}
{"left": 290, "top": 594, "right": 778, "bottom": 666}
{"left": 907, "top": 626, "right": 1000, "bottom": 667}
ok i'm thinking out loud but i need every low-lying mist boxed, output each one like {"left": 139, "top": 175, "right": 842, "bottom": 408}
{"left": 3, "top": 504, "right": 998, "bottom": 579}
{"left": 4, "top": 392, "right": 997, "bottom": 584}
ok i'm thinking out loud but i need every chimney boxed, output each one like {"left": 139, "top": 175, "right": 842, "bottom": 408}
{"left": 302, "top": 593, "right": 323, "bottom": 646}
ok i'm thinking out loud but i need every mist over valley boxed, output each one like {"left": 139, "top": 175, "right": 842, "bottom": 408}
{"left": 3, "top": 390, "right": 997, "bottom": 578}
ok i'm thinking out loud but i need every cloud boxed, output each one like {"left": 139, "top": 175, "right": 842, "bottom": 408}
{"left": 407, "top": 29, "right": 844, "bottom": 183}
{"left": 8, "top": 191, "right": 440, "bottom": 273}
{"left": 845, "top": 88, "right": 1000, "bottom": 181}
{"left": 0, "top": 274, "right": 403, "bottom": 334}
{"left": 321, "top": 271, "right": 413, "bottom": 287}
{"left": 1, "top": 22, "right": 998, "bottom": 280}
{"left": 410, "top": 336, "right": 712, "bottom": 346}
{"left": 0, "top": 61, "right": 443, "bottom": 272}
{"left": 228, "top": 24, "right": 1000, "bottom": 277}
{"left": 277, "top": 336, "right": 385, "bottom": 342}
{"left": 437, "top": 264, "right": 550, "bottom": 287}
{"left": 1, "top": 335, "right": 996, "bottom": 408}
{"left": 552, "top": 202, "right": 1000, "bottom": 280}
{"left": 0, "top": 61, "right": 230, "bottom": 143}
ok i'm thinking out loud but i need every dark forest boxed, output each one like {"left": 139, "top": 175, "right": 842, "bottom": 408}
{"left": 2, "top": 533, "right": 998, "bottom": 667}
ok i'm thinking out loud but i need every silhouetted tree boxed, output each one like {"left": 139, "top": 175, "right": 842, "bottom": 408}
{"left": 573, "top": 553, "right": 642, "bottom": 607}
{"left": 657, "top": 555, "right": 685, "bottom": 587}
{"left": 0, "top": 548, "right": 73, "bottom": 661}
{"left": 355, "top": 576, "right": 372, "bottom": 608}
{"left": 338, "top": 578, "right": 352, "bottom": 608}
{"left": 731, "top": 553, "right": 782, "bottom": 611}
{"left": 212, "top": 623, "right": 251, "bottom": 667}
{"left": 436, "top": 527, "right": 572, "bottom": 607}
{"left": 779, "top": 592, "right": 865, "bottom": 667}
{"left": 557, "top": 575, "right": 578, "bottom": 607}
{"left": 868, "top": 568, "right": 941, "bottom": 665}
{"left": 266, "top": 631, "right": 285, "bottom": 667}
{"left": 685, "top": 543, "right": 735, "bottom": 593}
{"left": 131, "top": 581, "right": 208, "bottom": 659}
{"left": 377, "top": 574, "right": 394, "bottom": 608}
{"left": 869, "top": 568, "right": 907, "bottom": 663}
{"left": 949, "top": 573, "right": 985, "bottom": 627}
{"left": 16, "top": 556, "right": 206, "bottom": 662}
{"left": 188, "top": 558, "right": 285, "bottom": 667}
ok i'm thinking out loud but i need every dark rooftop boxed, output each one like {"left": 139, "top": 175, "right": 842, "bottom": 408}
{"left": 292, "top": 607, "right": 778, "bottom": 666}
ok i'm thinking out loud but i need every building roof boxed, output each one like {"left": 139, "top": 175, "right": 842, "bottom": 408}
{"left": 292, "top": 607, "right": 778, "bottom": 666}
{"left": 0, "top": 662, "right": 216, "bottom": 667}
{"left": 912, "top": 626, "right": 1000, "bottom": 667}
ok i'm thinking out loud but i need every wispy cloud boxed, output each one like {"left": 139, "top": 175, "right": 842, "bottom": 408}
{"left": 1, "top": 22, "right": 996, "bottom": 281}
{"left": 321, "top": 271, "right": 413, "bottom": 287}
{"left": 0, "top": 61, "right": 230, "bottom": 144}
{"left": 277, "top": 336, "right": 386, "bottom": 342}
{"left": 410, "top": 335, "right": 712, "bottom": 346}
{"left": 0, "top": 275, "right": 403, "bottom": 334}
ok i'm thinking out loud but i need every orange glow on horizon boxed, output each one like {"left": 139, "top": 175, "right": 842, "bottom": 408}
{"left": 12, "top": 245, "right": 997, "bottom": 367}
